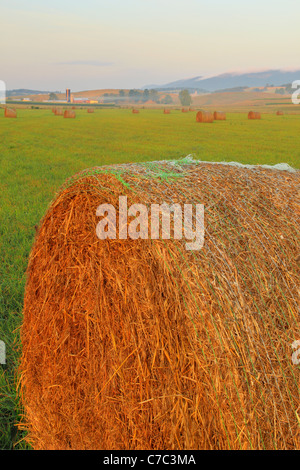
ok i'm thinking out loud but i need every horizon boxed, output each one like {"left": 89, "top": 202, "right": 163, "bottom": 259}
{"left": 1, "top": 0, "right": 300, "bottom": 91}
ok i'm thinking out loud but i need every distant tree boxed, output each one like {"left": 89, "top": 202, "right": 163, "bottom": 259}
{"left": 179, "top": 89, "right": 192, "bottom": 106}
{"left": 49, "top": 92, "right": 58, "bottom": 100}
{"left": 119, "top": 89, "right": 125, "bottom": 97}
{"left": 129, "top": 89, "right": 141, "bottom": 102}
{"left": 161, "top": 94, "right": 173, "bottom": 105}
{"left": 142, "top": 89, "right": 150, "bottom": 102}
{"left": 149, "top": 89, "right": 160, "bottom": 103}
{"left": 275, "top": 88, "right": 285, "bottom": 95}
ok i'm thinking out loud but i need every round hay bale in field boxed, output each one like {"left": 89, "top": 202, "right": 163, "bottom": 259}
{"left": 4, "top": 107, "right": 17, "bottom": 118}
{"left": 52, "top": 107, "right": 57, "bottom": 114}
{"left": 248, "top": 111, "right": 261, "bottom": 120}
{"left": 277, "top": 111, "right": 284, "bottom": 116}
{"left": 163, "top": 108, "right": 170, "bottom": 114}
{"left": 54, "top": 108, "right": 63, "bottom": 116}
{"left": 182, "top": 108, "right": 188, "bottom": 113}
{"left": 132, "top": 109, "right": 139, "bottom": 114}
{"left": 19, "top": 160, "right": 300, "bottom": 450}
{"left": 196, "top": 111, "right": 214, "bottom": 123}
{"left": 213, "top": 111, "right": 226, "bottom": 120}
{"left": 64, "top": 110, "right": 76, "bottom": 119}
{"left": 87, "top": 108, "right": 94, "bottom": 113}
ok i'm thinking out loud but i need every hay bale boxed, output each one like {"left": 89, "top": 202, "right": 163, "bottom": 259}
{"left": 4, "top": 107, "right": 17, "bottom": 118}
{"left": 87, "top": 108, "right": 94, "bottom": 113}
{"left": 64, "top": 110, "right": 76, "bottom": 119}
{"left": 132, "top": 109, "right": 139, "bottom": 114}
{"left": 163, "top": 109, "right": 170, "bottom": 114}
{"left": 19, "top": 160, "right": 300, "bottom": 450}
{"left": 277, "top": 111, "right": 284, "bottom": 116}
{"left": 196, "top": 111, "right": 214, "bottom": 123}
{"left": 54, "top": 108, "right": 63, "bottom": 116}
{"left": 213, "top": 111, "right": 226, "bottom": 120}
{"left": 248, "top": 111, "right": 261, "bottom": 120}
{"left": 182, "top": 108, "right": 188, "bottom": 113}
{"left": 52, "top": 107, "right": 57, "bottom": 114}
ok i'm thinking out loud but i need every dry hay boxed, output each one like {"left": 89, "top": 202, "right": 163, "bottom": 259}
{"left": 196, "top": 111, "right": 214, "bottom": 123}
{"left": 214, "top": 111, "right": 226, "bottom": 121}
{"left": 277, "top": 111, "right": 284, "bottom": 116}
{"left": 182, "top": 108, "right": 189, "bottom": 113}
{"left": 64, "top": 110, "right": 76, "bottom": 119}
{"left": 248, "top": 111, "right": 261, "bottom": 120}
{"left": 132, "top": 109, "right": 139, "bottom": 114}
{"left": 163, "top": 109, "right": 170, "bottom": 114}
{"left": 54, "top": 108, "right": 63, "bottom": 116}
{"left": 4, "top": 107, "right": 17, "bottom": 118}
{"left": 87, "top": 108, "right": 94, "bottom": 113}
{"left": 52, "top": 107, "right": 57, "bottom": 114}
{"left": 19, "top": 159, "right": 300, "bottom": 450}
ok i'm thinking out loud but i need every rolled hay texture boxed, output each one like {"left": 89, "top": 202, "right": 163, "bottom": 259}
{"left": 4, "top": 107, "right": 17, "bottom": 118}
{"left": 277, "top": 111, "right": 284, "bottom": 116}
{"left": 248, "top": 111, "right": 261, "bottom": 120}
{"left": 163, "top": 109, "right": 170, "bottom": 114}
{"left": 54, "top": 108, "right": 63, "bottom": 116}
{"left": 132, "top": 109, "right": 139, "bottom": 114}
{"left": 214, "top": 111, "right": 226, "bottom": 121}
{"left": 19, "top": 159, "right": 300, "bottom": 450}
{"left": 64, "top": 110, "right": 76, "bottom": 119}
{"left": 87, "top": 108, "right": 94, "bottom": 113}
{"left": 196, "top": 111, "right": 214, "bottom": 123}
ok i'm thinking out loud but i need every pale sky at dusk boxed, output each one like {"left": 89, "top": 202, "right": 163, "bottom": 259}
{"left": 1, "top": 0, "right": 299, "bottom": 91}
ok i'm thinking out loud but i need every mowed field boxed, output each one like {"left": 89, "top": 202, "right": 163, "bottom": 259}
{"left": 0, "top": 107, "right": 299, "bottom": 449}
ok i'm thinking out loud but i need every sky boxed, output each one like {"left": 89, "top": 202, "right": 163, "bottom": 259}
{"left": 1, "top": 0, "right": 299, "bottom": 91}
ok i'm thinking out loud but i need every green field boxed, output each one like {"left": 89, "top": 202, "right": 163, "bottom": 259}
{"left": 0, "top": 108, "right": 299, "bottom": 449}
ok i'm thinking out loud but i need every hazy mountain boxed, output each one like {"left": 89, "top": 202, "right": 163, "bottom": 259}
{"left": 7, "top": 89, "right": 61, "bottom": 97}
{"left": 146, "top": 70, "right": 300, "bottom": 92}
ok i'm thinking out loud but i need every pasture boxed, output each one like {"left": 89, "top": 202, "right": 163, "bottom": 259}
{"left": 0, "top": 107, "right": 299, "bottom": 448}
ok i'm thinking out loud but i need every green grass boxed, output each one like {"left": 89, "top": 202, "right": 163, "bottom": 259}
{"left": 0, "top": 107, "right": 299, "bottom": 449}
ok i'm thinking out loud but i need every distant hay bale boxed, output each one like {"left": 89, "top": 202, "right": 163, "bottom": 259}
{"left": 87, "top": 108, "right": 94, "bottom": 113}
{"left": 4, "top": 107, "right": 17, "bottom": 118}
{"left": 52, "top": 107, "right": 56, "bottom": 113}
{"left": 213, "top": 111, "right": 226, "bottom": 120}
{"left": 64, "top": 110, "right": 76, "bottom": 119}
{"left": 182, "top": 108, "right": 189, "bottom": 113}
{"left": 163, "top": 109, "right": 170, "bottom": 114}
{"left": 132, "top": 109, "right": 139, "bottom": 114}
{"left": 19, "top": 160, "right": 300, "bottom": 450}
{"left": 54, "top": 108, "right": 63, "bottom": 116}
{"left": 277, "top": 111, "right": 284, "bottom": 116}
{"left": 248, "top": 111, "right": 261, "bottom": 120}
{"left": 196, "top": 111, "right": 214, "bottom": 123}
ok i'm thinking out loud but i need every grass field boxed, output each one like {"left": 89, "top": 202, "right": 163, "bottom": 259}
{"left": 0, "top": 107, "right": 299, "bottom": 449}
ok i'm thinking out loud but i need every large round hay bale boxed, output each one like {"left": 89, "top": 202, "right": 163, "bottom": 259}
{"left": 248, "top": 111, "right": 261, "bottom": 120}
{"left": 213, "top": 111, "right": 226, "bottom": 120}
{"left": 87, "top": 108, "right": 94, "bottom": 113}
{"left": 132, "top": 109, "right": 139, "bottom": 114}
{"left": 182, "top": 108, "right": 188, "bottom": 113}
{"left": 163, "top": 108, "right": 170, "bottom": 114}
{"left": 54, "top": 108, "right": 63, "bottom": 116}
{"left": 19, "top": 160, "right": 300, "bottom": 450}
{"left": 196, "top": 111, "right": 214, "bottom": 123}
{"left": 4, "top": 107, "right": 17, "bottom": 118}
{"left": 64, "top": 110, "right": 76, "bottom": 119}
